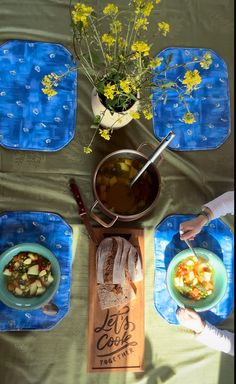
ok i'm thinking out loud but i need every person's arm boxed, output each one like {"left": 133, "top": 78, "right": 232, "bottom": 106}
{"left": 204, "top": 191, "right": 234, "bottom": 219}
{"left": 196, "top": 321, "right": 234, "bottom": 356}
{"left": 180, "top": 191, "right": 234, "bottom": 240}
{"left": 176, "top": 308, "right": 234, "bottom": 356}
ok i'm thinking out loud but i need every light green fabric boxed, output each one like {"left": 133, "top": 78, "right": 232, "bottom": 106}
{"left": 0, "top": 1, "right": 234, "bottom": 383}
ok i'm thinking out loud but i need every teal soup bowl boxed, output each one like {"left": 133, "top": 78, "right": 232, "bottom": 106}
{"left": 0, "top": 243, "right": 61, "bottom": 310}
{"left": 166, "top": 248, "right": 228, "bottom": 312}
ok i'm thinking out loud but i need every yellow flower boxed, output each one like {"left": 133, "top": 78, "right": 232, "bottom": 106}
{"left": 104, "top": 83, "right": 116, "bottom": 100}
{"left": 158, "top": 21, "right": 170, "bottom": 36}
{"left": 200, "top": 51, "right": 212, "bottom": 69}
{"left": 110, "top": 20, "right": 122, "bottom": 34}
{"left": 72, "top": 3, "right": 93, "bottom": 28}
{"left": 42, "top": 88, "right": 58, "bottom": 97}
{"left": 135, "top": 17, "right": 149, "bottom": 31}
{"left": 143, "top": 108, "right": 153, "bottom": 120}
{"left": 118, "top": 37, "right": 127, "bottom": 49}
{"left": 155, "top": 0, "right": 161, "bottom": 4}
{"left": 133, "top": 0, "right": 145, "bottom": 10}
{"left": 99, "top": 129, "right": 111, "bottom": 140}
{"left": 102, "top": 33, "right": 116, "bottom": 46}
{"left": 142, "top": 2, "right": 154, "bottom": 17}
{"left": 42, "top": 73, "right": 58, "bottom": 86}
{"left": 134, "top": 1, "right": 153, "bottom": 16}
{"left": 103, "top": 3, "right": 119, "bottom": 16}
{"left": 182, "top": 112, "right": 196, "bottom": 124}
{"left": 131, "top": 41, "right": 150, "bottom": 57}
{"left": 149, "top": 57, "right": 163, "bottom": 68}
{"left": 42, "top": 75, "right": 51, "bottom": 87}
{"left": 119, "top": 79, "right": 131, "bottom": 94}
{"left": 105, "top": 54, "right": 113, "bottom": 62}
{"left": 182, "top": 69, "right": 202, "bottom": 92}
{"left": 41, "top": 73, "right": 59, "bottom": 97}
{"left": 118, "top": 54, "right": 125, "bottom": 64}
{"left": 84, "top": 146, "right": 93, "bottom": 154}
{"left": 130, "top": 111, "right": 140, "bottom": 119}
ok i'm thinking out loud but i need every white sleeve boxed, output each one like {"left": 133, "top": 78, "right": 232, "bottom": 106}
{"left": 203, "top": 191, "right": 234, "bottom": 219}
{"left": 195, "top": 321, "right": 234, "bottom": 356}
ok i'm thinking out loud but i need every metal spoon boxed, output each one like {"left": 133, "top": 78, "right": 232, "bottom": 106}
{"left": 130, "top": 131, "right": 176, "bottom": 187}
{"left": 179, "top": 229, "right": 199, "bottom": 258}
{"left": 184, "top": 239, "right": 198, "bottom": 259}
{"left": 40, "top": 301, "right": 59, "bottom": 316}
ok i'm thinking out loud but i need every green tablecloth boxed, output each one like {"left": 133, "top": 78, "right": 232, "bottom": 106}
{"left": 0, "top": 1, "right": 234, "bottom": 383}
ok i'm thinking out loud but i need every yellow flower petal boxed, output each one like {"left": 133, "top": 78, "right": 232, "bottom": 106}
{"left": 104, "top": 83, "right": 116, "bottom": 100}
{"left": 182, "top": 70, "right": 202, "bottom": 92}
{"left": 119, "top": 79, "right": 131, "bottom": 94}
{"left": 131, "top": 41, "right": 150, "bottom": 56}
{"left": 103, "top": 3, "right": 119, "bottom": 16}
{"left": 158, "top": 21, "right": 170, "bottom": 36}
{"left": 99, "top": 129, "right": 111, "bottom": 140}
{"left": 72, "top": 3, "right": 93, "bottom": 28}
{"left": 130, "top": 111, "right": 140, "bottom": 119}
{"left": 182, "top": 112, "right": 196, "bottom": 124}
{"left": 102, "top": 33, "right": 116, "bottom": 46}
{"left": 84, "top": 146, "right": 93, "bottom": 154}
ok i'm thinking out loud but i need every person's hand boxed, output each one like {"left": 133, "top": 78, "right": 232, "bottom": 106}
{"left": 179, "top": 216, "right": 207, "bottom": 241}
{"left": 176, "top": 307, "right": 206, "bottom": 334}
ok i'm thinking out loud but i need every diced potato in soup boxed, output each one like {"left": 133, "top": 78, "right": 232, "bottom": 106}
{"left": 3, "top": 251, "right": 54, "bottom": 298}
{"left": 174, "top": 256, "right": 214, "bottom": 301}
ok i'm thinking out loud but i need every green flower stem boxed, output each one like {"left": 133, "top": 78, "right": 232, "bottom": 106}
{"left": 124, "top": 14, "right": 131, "bottom": 57}
{"left": 84, "top": 34, "right": 95, "bottom": 69}
{"left": 113, "top": 20, "right": 119, "bottom": 61}
{"left": 173, "top": 83, "right": 191, "bottom": 112}
{"left": 72, "top": 35, "right": 92, "bottom": 72}
{"left": 72, "top": 34, "right": 96, "bottom": 85}
{"left": 87, "top": 125, "right": 99, "bottom": 147}
{"left": 127, "top": 13, "right": 138, "bottom": 52}
{"left": 156, "top": 60, "right": 203, "bottom": 77}
{"left": 80, "top": 62, "right": 95, "bottom": 86}
{"left": 88, "top": 15, "right": 107, "bottom": 65}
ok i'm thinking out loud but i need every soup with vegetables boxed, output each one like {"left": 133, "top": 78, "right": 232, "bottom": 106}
{"left": 174, "top": 256, "right": 214, "bottom": 300}
{"left": 3, "top": 252, "right": 54, "bottom": 297}
{"left": 96, "top": 157, "right": 157, "bottom": 215}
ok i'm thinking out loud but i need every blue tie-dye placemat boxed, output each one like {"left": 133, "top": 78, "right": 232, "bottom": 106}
{"left": 0, "top": 211, "right": 73, "bottom": 331}
{"left": 152, "top": 47, "right": 231, "bottom": 150}
{"left": 154, "top": 214, "right": 234, "bottom": 325}
{"left": 0, "top": 40, "right": 77, "bottom": 151}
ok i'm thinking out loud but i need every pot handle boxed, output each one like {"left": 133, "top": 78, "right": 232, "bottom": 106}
{"left": 136, "top": 142, "right": 164, "bottom": 167}
{"left": 90, "top": 200, "right": 119, "bottom": 228}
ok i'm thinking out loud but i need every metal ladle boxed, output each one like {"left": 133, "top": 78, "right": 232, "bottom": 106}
{"left": 130, "top": 131, "right": 176, "bottom": 187}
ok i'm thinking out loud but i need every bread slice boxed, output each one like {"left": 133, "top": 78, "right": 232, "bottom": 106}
{"left": 96, "top": 236, "right": 143, "bottom": 284}
{"left": 96, "top": 236, "right": 143, "bottom": 310}
{"left": 97, "top": 280, "right": 136, "bottom": 310}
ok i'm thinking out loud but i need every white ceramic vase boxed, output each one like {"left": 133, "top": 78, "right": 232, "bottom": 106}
{"left": 91, "top": 88, "right": 139, "bottom": 129}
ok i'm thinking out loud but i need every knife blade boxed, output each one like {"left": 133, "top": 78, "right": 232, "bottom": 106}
{"left": 69, "top": 178, "right": 100, "bottom": 246}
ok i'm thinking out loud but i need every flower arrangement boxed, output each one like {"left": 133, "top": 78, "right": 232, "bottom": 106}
{"left": 41, "top": 0, "right": 212, "bottom": 154}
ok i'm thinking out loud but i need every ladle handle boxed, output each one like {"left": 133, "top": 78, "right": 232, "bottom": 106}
{"left": 130, "top": 131, "right": 175, "bottom": 187}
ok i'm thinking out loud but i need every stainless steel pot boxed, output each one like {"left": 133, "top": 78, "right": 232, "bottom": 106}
{"left": 90, "top": 143, "right": 163, "bottom": 228}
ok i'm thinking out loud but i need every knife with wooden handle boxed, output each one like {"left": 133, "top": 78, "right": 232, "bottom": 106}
{"left": 69, "top": 178, "right": 100, "bottom": 246}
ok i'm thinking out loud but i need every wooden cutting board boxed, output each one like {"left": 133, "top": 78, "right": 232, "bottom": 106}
{"left": 87, "top": 227, "right": 144, "bottom": 372}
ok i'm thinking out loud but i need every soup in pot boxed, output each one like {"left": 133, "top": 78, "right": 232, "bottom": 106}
{"left": 95, "top": 157, "right": 157, "bottom": 215}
